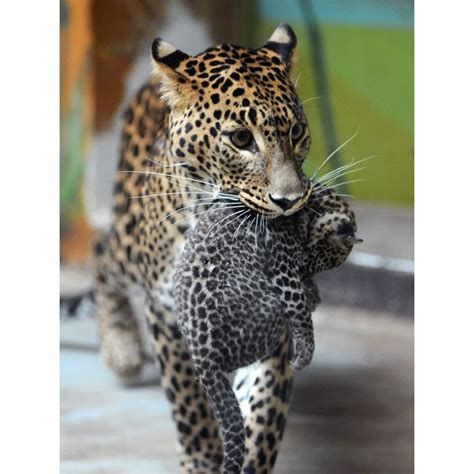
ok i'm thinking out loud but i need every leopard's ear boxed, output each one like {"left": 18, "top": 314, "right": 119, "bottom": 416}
{"left": 151, "top": 37, "right": 191, "bottom": 108}
{"left": 261, "top": 24, "right": 297, "bottom": 69}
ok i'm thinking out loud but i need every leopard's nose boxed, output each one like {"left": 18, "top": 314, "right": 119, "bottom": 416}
{"left": 269, "top": 194, "right": 300, "bottom": 211}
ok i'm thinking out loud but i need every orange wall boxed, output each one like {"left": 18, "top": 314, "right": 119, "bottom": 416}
{"left": 60, "top": 0, "right": 93, "bottom": 264}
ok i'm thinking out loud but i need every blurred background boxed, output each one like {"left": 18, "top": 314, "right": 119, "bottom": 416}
{"left": 60, "top": 1, "right": 413, "bottom": 472}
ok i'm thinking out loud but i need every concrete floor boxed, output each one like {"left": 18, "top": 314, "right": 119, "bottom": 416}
{"left": 60, "top": 306, "right": 413, "bottom": 473}
{"left": 351, "top": 202, "right": 413, "bottom": 261}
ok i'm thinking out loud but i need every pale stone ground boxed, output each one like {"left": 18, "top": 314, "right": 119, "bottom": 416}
{"left": 61, "top": 305, "right": 413, "bottom": 474}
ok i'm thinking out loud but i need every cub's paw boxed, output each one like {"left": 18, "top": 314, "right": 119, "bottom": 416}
{"left": 100, "top": 328, "right": 144, "bottom": 379}
{"left": 289, "top": 339, "right": 315, "bottom": 371}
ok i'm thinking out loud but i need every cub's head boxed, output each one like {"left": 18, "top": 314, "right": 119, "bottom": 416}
{"left": 151, "top": 24, "right": 312, "bottom": 218}
{"left": 301, "top": 186, "right": 362, "bottom": 276}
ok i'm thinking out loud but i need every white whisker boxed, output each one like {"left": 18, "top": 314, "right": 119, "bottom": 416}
{"left": 233, "top": 212, "right": 252, "bottom": 239}
{"left": 301, "top": 96, "right": 320, "bottom": 105}
{"left": 145, "top": 157, "right": 189, "bottom": 168}
{"left": 314, "top": 128, "right": 360, "bottom": 175}
{"left": 293, "top": 73, "right": 302, "bottom": 89}
{"left": 171, "top": 203, "right": 245, "bottom": 228}
{"left": 204, "top": 207, "right": 247, "bottom": 242}
{"left": 246, "top": 216, "right": 256, "bottom": 239}
{"left": 119, "top": 170, "right": 218, "bottom": 189}
{"left": 306, "top": 207, "right": 322, "bottom": 219}
{"left": 153, "top": 197, "right": 241, "bottom": 228}
{"left": 319, "top": 166, "right": 367, "bottom": 187}
{"left": 259, "top": 213, "right": 264, "bottom": 237}
{"left": 314, "top": 155, "right": 374, "bottom": 183}
{"left": 253, "top": 215, "right": 259, "bottom": 249}
{"left": 315, "top": 178, "right": 367, "bottom": 195}
{"left": 129, "top": 190, "right": 217, "bottom": 200}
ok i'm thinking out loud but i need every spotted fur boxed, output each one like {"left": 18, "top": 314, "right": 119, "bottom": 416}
{"left": 173, "top": 187, "right": 357, "bottom": 473}
{"left": 93, "top": 24, "right": 348, "bottom": 472}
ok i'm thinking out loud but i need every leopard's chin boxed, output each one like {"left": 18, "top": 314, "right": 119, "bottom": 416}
{"left": 237, "top": 195, "right": 308, "bottom": 219}
{"left": 229, "top": 185, "right": 312, "bottom": 219}
{"left": 238, "top": 193, "right": 280, "bottom": 218}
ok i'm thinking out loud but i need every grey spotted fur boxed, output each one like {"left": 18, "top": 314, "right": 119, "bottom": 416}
{"left": 172, "top": 185, "right": 359, "bottom": 473}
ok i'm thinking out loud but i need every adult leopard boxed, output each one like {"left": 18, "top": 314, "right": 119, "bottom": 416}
{"left": 95, "top": 24, "right": 316, "bottom": 473}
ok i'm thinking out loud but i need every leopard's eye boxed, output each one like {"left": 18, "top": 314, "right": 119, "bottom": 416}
{"left": 230, "top": 129, "right": 254, "bottom": 149}
{"left": 290, "top": 123, "right": 305, "bottom": 144}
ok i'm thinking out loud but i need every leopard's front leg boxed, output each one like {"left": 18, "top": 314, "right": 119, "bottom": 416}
{"left": 145, "top": 300, "right": 224, "bottom": 473}
{"left": 235, "top": 330, "right": 294, "bottom": 473}
{"left": 94, "top": 234, "right": 145, "bottom": 379}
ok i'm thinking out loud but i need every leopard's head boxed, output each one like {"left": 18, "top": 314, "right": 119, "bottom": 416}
{"left": 151, "top": 24, "right": 312, "bottom": 218}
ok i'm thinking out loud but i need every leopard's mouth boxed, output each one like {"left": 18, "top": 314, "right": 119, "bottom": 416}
{"left": 281, "top": 185, "right": 314, "bottom": 216}
{"left": 235, "top": 185, "right": 313, "bottom": 219}
{"left": 237, "top": 192, "right": 280, "bottom": 218}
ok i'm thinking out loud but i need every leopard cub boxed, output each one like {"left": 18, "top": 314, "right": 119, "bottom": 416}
{"left": 172, "top": 184, "right": 360, "bottom": 473}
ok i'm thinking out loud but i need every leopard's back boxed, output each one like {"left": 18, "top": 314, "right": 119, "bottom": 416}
{"left": 94, "top": 77, "right": 198, "bottom": 293}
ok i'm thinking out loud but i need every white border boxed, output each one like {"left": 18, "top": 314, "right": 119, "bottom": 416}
{"left": 1, "top": 0, "right": 474, "bottom": 472}
{"left": 1, "top": 1, "right": 59, "bottom": 472}
{"left": 416, "top": 0, "right": 474, "bottom": 472}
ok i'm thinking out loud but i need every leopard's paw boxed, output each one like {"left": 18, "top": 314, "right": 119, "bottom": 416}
{"left": 100, "top": 328, "right": 144, "bottom": 379}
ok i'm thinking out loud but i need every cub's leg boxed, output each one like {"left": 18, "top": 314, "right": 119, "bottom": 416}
{"left": 236, "top": 331, "right": 294, "bottom": 473}
{"left": 288, "top": 311, "right": 315, "bottom": 371}
{"left": 285, "top": 281, "right": 315, "bottom": 370}
{"left": 145, "top": 301, "right": 224, "bottom": 473}
{"left": 196, "top": 369, "right": 246, "bottom": 474}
